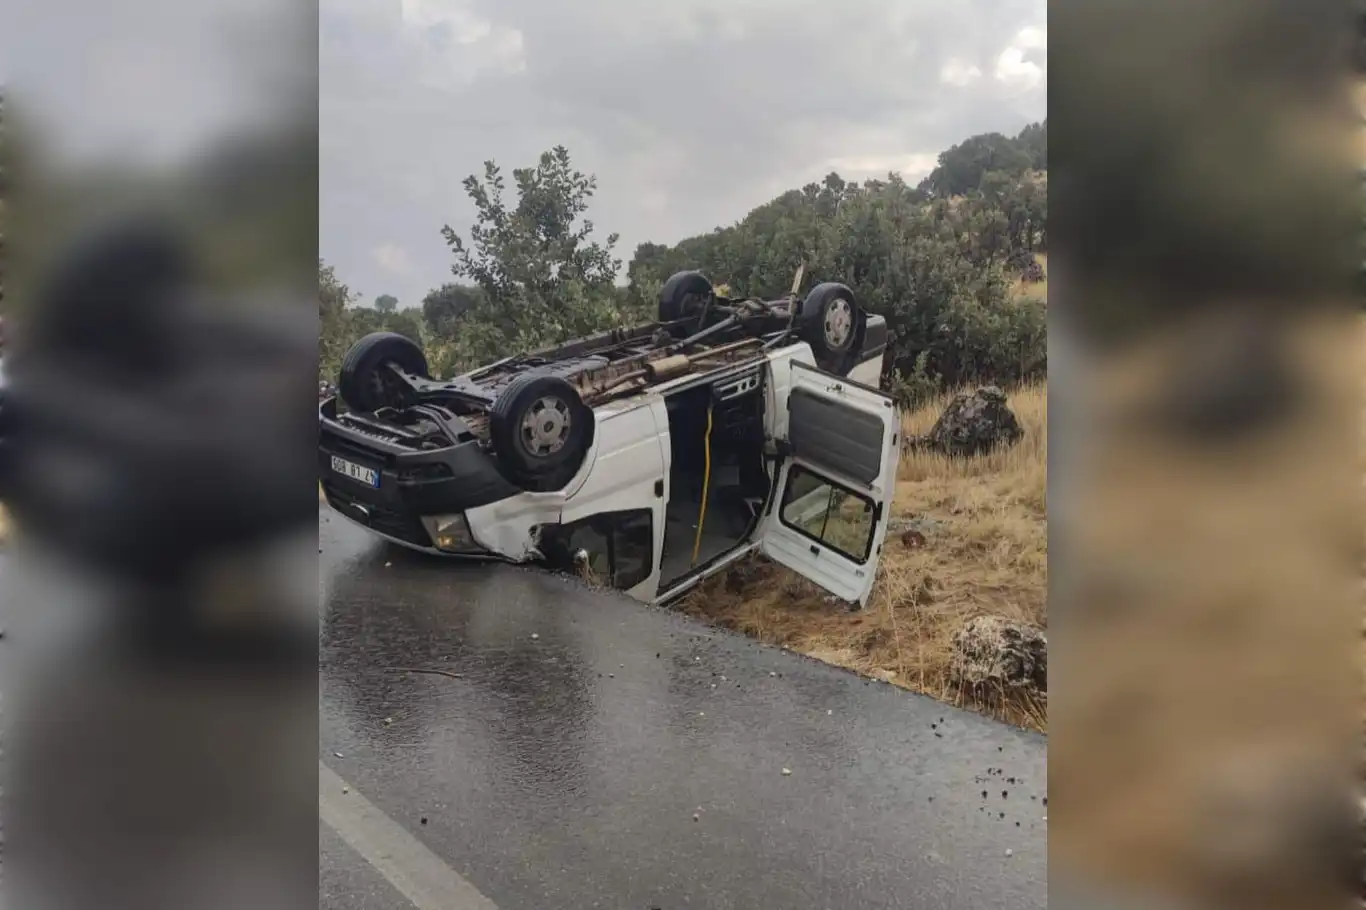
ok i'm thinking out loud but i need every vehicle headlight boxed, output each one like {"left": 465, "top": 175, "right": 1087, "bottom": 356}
{"left": 420, "top": 513, "right": 483, "bottom": 552}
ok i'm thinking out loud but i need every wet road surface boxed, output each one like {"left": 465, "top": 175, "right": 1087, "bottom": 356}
{"left": 320, "top": 506, "right": 1047, "bottom": 909}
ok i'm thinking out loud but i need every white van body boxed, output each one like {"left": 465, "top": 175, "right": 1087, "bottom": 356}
{"left": 330, "top": 340, "right": 900, "bottom": 608}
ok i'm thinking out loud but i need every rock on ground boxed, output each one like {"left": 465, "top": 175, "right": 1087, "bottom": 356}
{"left": 910, "top": 386, "right": 1023, "bottom": 457}
{"left": 949, "top": 614, "right": 1047, "bottom": 694}
{"left": 888, "top": 515, "right": 943, "bottom": 550}
{"left": 888, "top": 515, "right": 945, "bottom": 536}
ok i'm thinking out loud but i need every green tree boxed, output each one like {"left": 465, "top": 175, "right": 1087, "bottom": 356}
{"left": 374, "top": 293, "right": 398, "bottom": 313}
{"left": 421, "top": 282, "right": 482, "bottom": 339}
{"left": 623, "top": 130, "right": 1048, "bottom": 394}
{"left": 319, "top": 261, "right": 428, "bottom": 382}
{"left": 319, "top": 258, "right": 354, "bottom": 382}
{"left": 1016, "top": 120, "right": 1047, "bottom": 170}
{"left": 922, "top": 131, "right": 1034, "bottom": 198}
{"left": 382, "top": 308, "right": 423, "bottom": 346}
{"left": 437, "top": 145, "right": 626, "bottom": 369}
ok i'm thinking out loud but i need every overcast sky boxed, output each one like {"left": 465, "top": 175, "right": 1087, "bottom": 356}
{"left": 320, "top": 0, "right": 1046, "bottom": 307}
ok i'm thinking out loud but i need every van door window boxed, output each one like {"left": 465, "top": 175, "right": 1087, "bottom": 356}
{"left": 777, "top": 465, "right": 877, "bottom": 564}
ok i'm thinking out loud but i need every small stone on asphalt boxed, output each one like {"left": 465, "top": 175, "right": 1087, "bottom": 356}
{"left": 781, "top": 768, "right": 792, "bottom": 776}
{"left": 531, "top": 633, "right": 539, "bottom": 640}
{"left": 1005, "top": 849, "right": 1013, "bottom": 857}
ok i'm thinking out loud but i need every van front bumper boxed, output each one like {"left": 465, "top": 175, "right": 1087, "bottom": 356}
{"left": 318, "top": 398, "right": 519, "bottom": 550}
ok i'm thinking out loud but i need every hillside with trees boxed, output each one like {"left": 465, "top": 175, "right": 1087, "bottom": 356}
{"left": 319, "top": 120, "right": 1048, "bottom": 405}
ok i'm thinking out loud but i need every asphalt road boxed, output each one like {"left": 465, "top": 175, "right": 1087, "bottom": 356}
{"left": 320, "top": 505, "right": 1047, "bottom": 910}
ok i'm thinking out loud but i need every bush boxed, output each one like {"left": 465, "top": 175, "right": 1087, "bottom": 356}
{"left": 889, "top": 351, "right": 942, "bottom": 410}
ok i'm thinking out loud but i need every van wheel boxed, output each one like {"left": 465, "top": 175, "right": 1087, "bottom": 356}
{"left": 489, "top": 373, "right": 594, "bottom": 492}
{"left": 339, "top": 332, "right": 429, "bottom": 412}
{"left": 658, "top": 271, "right": 713, "bottom": 323}
{"left": 797, "top": 282, "right": 865, "bottom": 373}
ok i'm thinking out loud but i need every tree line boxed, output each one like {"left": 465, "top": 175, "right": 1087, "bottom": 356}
{"left": 320, "top": 122, "right": 1049, "bottom": 405}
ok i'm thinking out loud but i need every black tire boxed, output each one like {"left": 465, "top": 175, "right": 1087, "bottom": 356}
{"left": 796, "top": 282, "right": 865, "bottom": 373}
{"left": 658, "top": 271, "right": 713, "bottom": 323}
{"left": 338, "top": 332, "right": 428, "bottom": 412}
{"left": 488, "top": 373, "right": 594, "bottom": 492}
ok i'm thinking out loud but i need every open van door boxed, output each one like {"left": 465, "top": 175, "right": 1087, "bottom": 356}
{"left": 759, "top": 360, "right": 901, "bottom": 607}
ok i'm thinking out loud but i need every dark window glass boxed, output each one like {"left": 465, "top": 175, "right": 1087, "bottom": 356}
{"left": 559, "top": 509, "right": 654, "bottom": 590}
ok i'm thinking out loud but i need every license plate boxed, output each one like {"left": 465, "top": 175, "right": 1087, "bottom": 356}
{"left": 331, "top": 455, "right": 379, "bottom": 488}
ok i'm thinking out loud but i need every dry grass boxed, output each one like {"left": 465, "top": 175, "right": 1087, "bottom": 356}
{"left": 679, "top": 381, "right": 1049, "bottom": 731}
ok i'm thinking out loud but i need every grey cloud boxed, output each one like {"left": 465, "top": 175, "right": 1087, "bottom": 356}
{"left": 321, "top": 0, "right": 1045, "bottom": 306}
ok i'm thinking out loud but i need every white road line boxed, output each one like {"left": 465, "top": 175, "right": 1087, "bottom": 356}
{"left": 319, "top": 762, "right": 500, "bottom": 910}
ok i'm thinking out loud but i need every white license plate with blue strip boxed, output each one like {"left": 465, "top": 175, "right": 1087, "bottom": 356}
{"left": 331, "top": 455, "right": 379, "bottom": 488}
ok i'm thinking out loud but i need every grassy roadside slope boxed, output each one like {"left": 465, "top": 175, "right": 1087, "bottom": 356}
{"left": 679, "top": 381, "right": 1048, "bottom": 731}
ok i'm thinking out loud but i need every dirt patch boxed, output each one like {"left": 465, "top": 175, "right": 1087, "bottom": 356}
{"left": 678, "top": 381, "right": 1048, "bottom": 731}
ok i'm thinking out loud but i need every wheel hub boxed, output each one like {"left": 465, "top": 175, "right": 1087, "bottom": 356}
{"left": 824, "top": 298, "right": 853, "bottom": 347}
{"left": 521, "top": 395, "right": 572, "bottom": 456}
